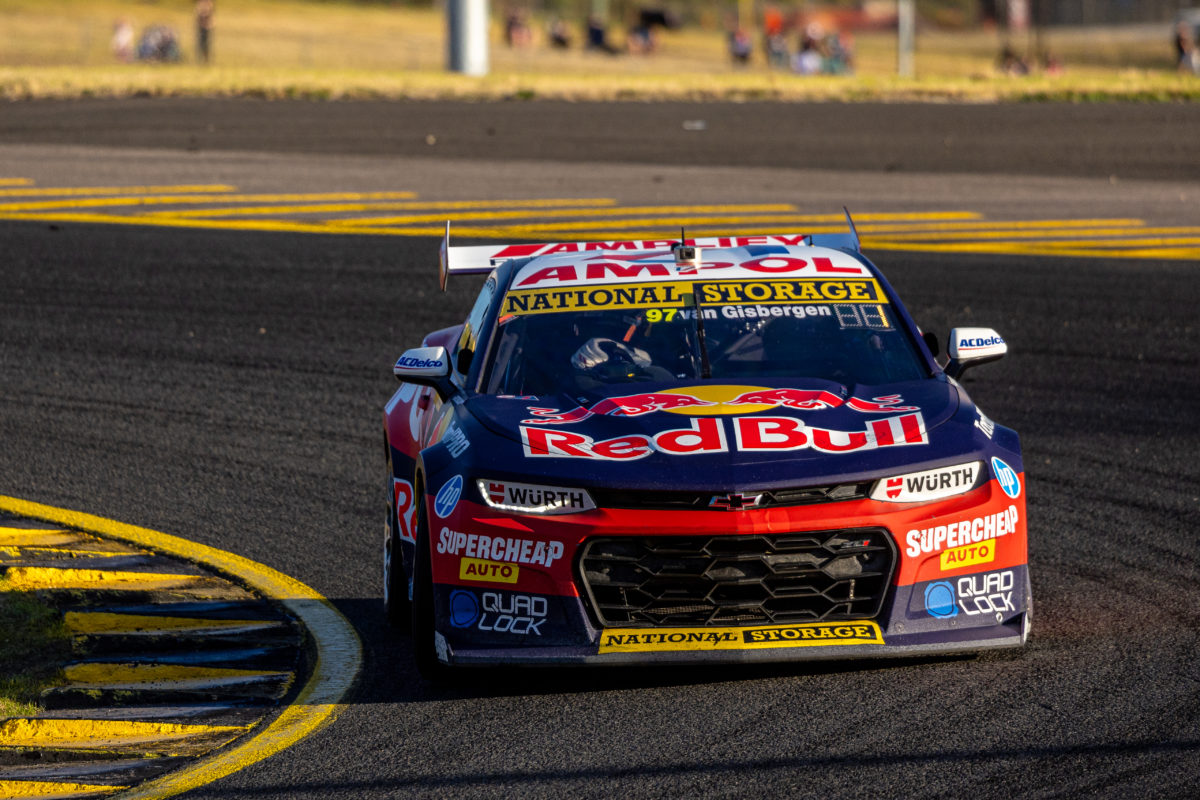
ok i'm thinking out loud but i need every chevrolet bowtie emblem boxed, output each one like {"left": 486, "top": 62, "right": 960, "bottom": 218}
{"left": 708, "top": 492, "right": 764, "bottom": 510}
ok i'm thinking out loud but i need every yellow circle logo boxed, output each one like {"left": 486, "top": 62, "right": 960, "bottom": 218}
{"left": 657, "top": 385, "right": 775, "bottom": 416}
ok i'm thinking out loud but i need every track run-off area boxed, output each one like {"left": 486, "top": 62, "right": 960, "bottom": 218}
{"left": 0, "top": 100, "right": 1197, "bottom": 799}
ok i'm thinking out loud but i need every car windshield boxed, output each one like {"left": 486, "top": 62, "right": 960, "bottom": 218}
{"left": 484, "top": 285, "right": 928, "bottom": 395}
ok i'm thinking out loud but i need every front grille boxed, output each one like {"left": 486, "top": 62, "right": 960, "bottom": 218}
{"left": 579, "top": 529, "right": 895, "bottom": 627}
{"left": 590, "top": 482, "right": 869, "bottom": 511}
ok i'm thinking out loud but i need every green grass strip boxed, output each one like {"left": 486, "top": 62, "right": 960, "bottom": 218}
{"left": 0, "top": 579, "right": 70, "bottom": 720}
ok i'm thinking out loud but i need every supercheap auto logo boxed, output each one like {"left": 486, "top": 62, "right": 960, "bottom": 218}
{"left": 598, "top": 621, "right": 884, "bottom": 653}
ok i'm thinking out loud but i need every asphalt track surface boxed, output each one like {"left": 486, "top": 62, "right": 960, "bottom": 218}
{"left": 1, "top": 100, "right": 1199, "bottom": 798}
{"left": 4, "top": 98, "right": 1200, "bottom": 181}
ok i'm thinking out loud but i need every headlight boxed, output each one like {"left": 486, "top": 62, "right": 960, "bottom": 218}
{"left": 476, "top": 479, "right": 596, "bottom": 515}
{"left": 870, "top": 461, "right": 983, "bottom": 504}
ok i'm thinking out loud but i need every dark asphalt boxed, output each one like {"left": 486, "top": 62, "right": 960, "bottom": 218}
{"left": 2, "top": 210, "right": 1197, "bottom": 797}
{"left": 3, "top": 98, "right": 1199, "bottom": 181}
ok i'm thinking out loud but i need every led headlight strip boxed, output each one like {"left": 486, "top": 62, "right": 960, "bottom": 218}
{"left": 476, "top": 479, "right": 596, "bottom": 515}
{"left": 870, "top": 461, "right": 984, "bottom": 504}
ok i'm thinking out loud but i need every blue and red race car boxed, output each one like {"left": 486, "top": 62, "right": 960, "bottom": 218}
{"left": 383, "top": 220, "right": 1028, "bottom": 677}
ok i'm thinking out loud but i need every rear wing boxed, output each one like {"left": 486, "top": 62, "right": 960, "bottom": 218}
{"left": 437, "top": 217, "right": 863, "bottom": 290}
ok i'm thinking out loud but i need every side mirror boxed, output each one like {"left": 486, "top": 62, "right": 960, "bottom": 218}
{"left": 393, "top": 346, "right": 456, "bottom": 399}
{"left": 945, "top": 327, "right": 1007, "bottom": 379}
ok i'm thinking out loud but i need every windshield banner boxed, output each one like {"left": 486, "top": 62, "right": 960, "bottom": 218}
{"left": 502, "top": 278, "right": 888, "bottom": 317}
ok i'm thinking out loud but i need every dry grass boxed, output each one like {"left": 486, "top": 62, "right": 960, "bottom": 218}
{"left": 0, "top": 0, "right": 1196, "bottom": 101}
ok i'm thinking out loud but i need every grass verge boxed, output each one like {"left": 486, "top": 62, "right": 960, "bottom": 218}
{"left": 2, "top": 65, "right": 1198, "bottom": 103}
{"left": 0, "top": 581, "right": 69, "bottom": 719}
{"left": 0, "top": 1, "right": 1196, "bottom": 102}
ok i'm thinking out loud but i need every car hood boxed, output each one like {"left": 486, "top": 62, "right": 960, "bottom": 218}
{"left": 463, "top": 378, "right": 971, "bottom": 489}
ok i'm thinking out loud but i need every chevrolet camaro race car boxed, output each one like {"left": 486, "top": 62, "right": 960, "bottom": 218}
{"left": 383, "top": 219, "right": 1029, "bottom": 677}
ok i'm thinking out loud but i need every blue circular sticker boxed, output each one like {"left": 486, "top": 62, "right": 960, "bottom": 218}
{"left": 449, "top": 589, "right": 479, "bottom": 628}
{"left": 991, "top": 457, "right": 1021, "bottom": 499}
{"left": 924, "top": 582, "right": 958, "bottom": 619}
{"left": 434, "top": 474, "right": 464, "bottom": 519}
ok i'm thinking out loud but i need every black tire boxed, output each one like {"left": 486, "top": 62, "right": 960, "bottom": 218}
{"left": 383, "top": 451, "right": 411, "bottom": 630}
{"left": 411, "top": 479, "right": 453, "bottom": 682}
{"left": 1021, "top": 572, "right": 1034, "bottom": 644}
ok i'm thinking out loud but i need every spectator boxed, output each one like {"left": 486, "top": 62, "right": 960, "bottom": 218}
{"left": 627, "top": 23, "right": 654, "bottom": 55}
{"left": 792, "top": 24, "right": 826, "bottom": 75}
{"left": 824, "top": 31, "right": 853, "bottom": 75}
{"left": 111, "top": 18, "right": 134, "bottom": 62}
{"left": 1040, "top": 51, "right": 1063, "bottom": 76}
{"left": 1175, "top": 22, "right": 1199, "bottom": 74}
{"left": 997, "top": 44, "right": 1029, "bottom": 76}
{"left": 195, "top": 0, "right": 214, "bottom": 64}
{"left": 548, "top": 17, "right": 572, "bottom": 49}
{"left": 137, "top": 25, "right": 181, "bottom": 62}
{"left": 586, "top": 15, "right": 619, "bottom": 55}
{"left": 728, "top": 28, "right": 752, "bottom": 65}
{"left": 762, "top": 4, "right": 788, "bottom": 68}
{"left": 504, "top": 8, "right": 532, "bottom": 48}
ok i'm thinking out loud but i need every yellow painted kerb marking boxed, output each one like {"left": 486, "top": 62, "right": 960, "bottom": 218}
{"left": 66, "top": 611, "right": 279, "bottom": 635}
{"left": 5, "top": 546, "right": 126, "bottom": 559}
{"left": 0, "top": 717, "right": 248, "bottom": 750}
{"left": 63, "top": 663, "right": 291, "bottom": 691}
{"left": 0, "top": 780, "right": 125, "bottom": 798}
{"left": 0, "top": 496, "right": 362, "bottom": 800}
{"left": 0, "top": 191, "right": 419, "bottom": 212}
{"left": 3, "top": 567, "right": 201, "bottom": 591}
{"left": 0, "top": 184, "right": 236, "bottom": 198}
{"left": 0, "top": 527, "right": 79, "bottom": 546}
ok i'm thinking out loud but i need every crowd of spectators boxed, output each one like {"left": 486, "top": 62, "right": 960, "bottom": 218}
{"left": 729, "top": 6, "right": 854, "bottom": 75}
{"left": 503, "top": 5, "right": 677, "bottom": 57}
{"left": 109, "top": 2, "right": 1198, "bottom": 77}
{"left": 109, "top": 1, "right": 213, "bottom": 64}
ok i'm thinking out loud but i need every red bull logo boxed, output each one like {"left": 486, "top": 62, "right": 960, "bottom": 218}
{"left": 523, "top": 386, "right": 918, "bottom": 425}
{"left": 523, "top": 392, "right": 714, "bottom": 425}
{"left": 726, "top": 387, "right": 842, "bottom": 410}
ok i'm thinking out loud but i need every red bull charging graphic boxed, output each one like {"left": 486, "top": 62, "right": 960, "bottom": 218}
{"left": 522, "top": 387, "right": 919, "bottom": 425}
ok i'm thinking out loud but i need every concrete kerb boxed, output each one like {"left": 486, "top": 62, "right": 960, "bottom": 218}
{"left": 0, "top": 495, "right": 363, "bottom": 800}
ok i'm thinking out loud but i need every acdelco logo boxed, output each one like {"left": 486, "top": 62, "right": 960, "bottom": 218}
{"left": 958, "top": 336, "right": 1005, "bottom": 348}
{"left": 396, "top": 356, "right": 444, "bottom": 369}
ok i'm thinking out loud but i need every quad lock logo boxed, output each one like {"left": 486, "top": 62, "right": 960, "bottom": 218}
{"left": 449, "top": 590, "right": 547, "bottom": 635}
{"left": 924, "top": 570, "right": 1017, "bottom": 619}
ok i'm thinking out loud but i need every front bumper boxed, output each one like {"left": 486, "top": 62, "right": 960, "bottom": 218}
{"left": 429, "top": 472, "right": 1030, "bottom": 667}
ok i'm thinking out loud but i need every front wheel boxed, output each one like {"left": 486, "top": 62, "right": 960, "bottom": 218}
{"left": 383, "top": 454, "right": 411, "bottom": 630}
{"left": 411, "top": 484, "right": 453, "bottom": 682}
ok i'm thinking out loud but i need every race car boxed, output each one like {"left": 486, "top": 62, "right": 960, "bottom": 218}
{"left": 383, "top": 218, "right": 1028, "bottom": 678}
